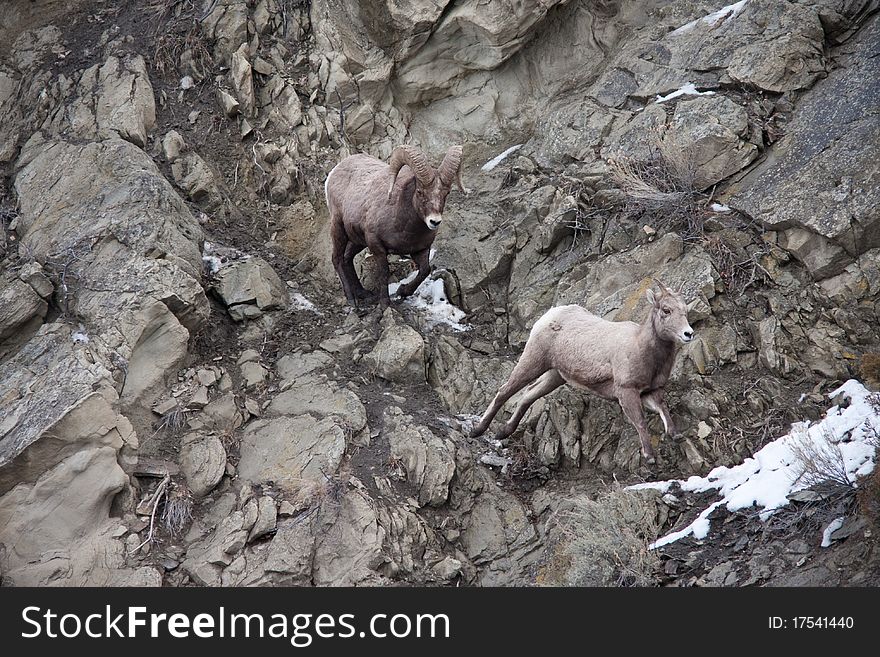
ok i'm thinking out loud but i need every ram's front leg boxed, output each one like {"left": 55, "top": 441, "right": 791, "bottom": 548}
{"left": 371, "top": 246, "right": 392, "bottom": 309}
{"left": 395, "top": 248, "right": 431, "bottom": 299}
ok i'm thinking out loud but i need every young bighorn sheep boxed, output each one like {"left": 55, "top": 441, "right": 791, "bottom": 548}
{"left": 325, "top": 144, "right": 467, "bottom": 308}
{"left": 471, "top": 283, "right": 694, "bottom": 464}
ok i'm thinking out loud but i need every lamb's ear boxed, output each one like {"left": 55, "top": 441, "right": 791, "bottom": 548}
{"left": 646, "top": 288, "right": 657, "bottom": 306}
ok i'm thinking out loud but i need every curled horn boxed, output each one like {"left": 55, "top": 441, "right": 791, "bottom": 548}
{"left": 387, "top": 145, "right": 434, "bottom": 200}
{"left": 438, "top": 145, "right": 470, "bottom": 194}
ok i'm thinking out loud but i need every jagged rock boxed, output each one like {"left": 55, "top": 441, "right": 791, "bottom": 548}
{"left": 733, "top": 16, "right": 880, "bottom": 274}
{"left": 171, "top": 153, "right": 225, "bottom": 211}
{"left": 17, "top": 262, "right": 53, "bottom": 298}
{"left": 162, "top": 130, "right": 185, "bottom": 161}
{"left": 237, "top": 415, "right": 347, "bottom": 490}
{"left": 240, "top": 361, "right": 268, "bottom": 388}
{"left": 248, "top": 496, "right": 278, "bottom": 542}
{"left": 230, "top": 43, "right": 256, "bottom": 117}
{"left": 0, "top": 267, "right": 48, "bottom": 359}
{"left": 214, "top": 257, "right": 288, "bottom": 319}
{"left": 262, "top": 516, "right": 315, "bottom": 584}
{"left": 179, "top": 432, "right": 226, "bottom": 497}
{"left": 311, "top": 484, "right": 388, "bottom": 586}
{"left": 182, "top": 511, "right": 248, "bottom": 585}
{"left": 201, "top": 0, "right": 249, "bottom": 65}
{"left": 384, "top": 407, "right": 456, "bottom": 507}
{"left": 431, "top": 556, "right": 463, "bottom": 581}
{"left": 0, "top": 387, "right": 151, "bottom": 585}
{"left": 43, "top": 54, "right": 156, "bottom": 147}
{"left": 267, "top": 376, "right": 368, "bottom": 444}
{"left": 276, "top": 350, "right": 333, "bottom": 383}
{"left": 14, "top": 136, "right": 209, "bottom": 404}
{"left": 362, "top": 313, "right": 426, "bottom": 383}
{"left": 196, "top": 392, "right": 244, "bottom": 432}
{"left": 669, "top": 95, "right": 759, "bottom": 190}
{"left": 217, "top": 89, "right": 240, "bottom": 117}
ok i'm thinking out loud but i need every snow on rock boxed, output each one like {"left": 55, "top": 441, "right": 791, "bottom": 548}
{"left": 655, "top": 83, "right": 716, "bottom": 103}
{"left": 635, "top": 379, "right": 879, "bottom": 549}
{"left": 669, "top": 0, "right": 748, "bottom": 37}
{"left": 390, "top": 272, "right": 469, "bottom": 331}
{"left": 288, "top": 291, "right": 322, "bottom": 315}
{"left": 710, "top": 203, "right": 732, "bottom": 212}
{"left": 821, "top": 516, "right": 845, "bottom": 548}
{"left": 481, "top": 144, "right": 523, "bottom": 171}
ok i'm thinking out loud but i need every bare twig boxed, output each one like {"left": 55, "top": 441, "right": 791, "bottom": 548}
{"left": 131, "top": 474, "right": 171, "bottom": 553}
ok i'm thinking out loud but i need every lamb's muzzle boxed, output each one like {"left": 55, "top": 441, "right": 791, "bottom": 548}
{"left": 471, "top": 282, "right": 694, "bottom": 466}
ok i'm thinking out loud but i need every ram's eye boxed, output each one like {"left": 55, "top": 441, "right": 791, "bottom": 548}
{"left": 662, "top": 308, "right": 671, "bottom": 316}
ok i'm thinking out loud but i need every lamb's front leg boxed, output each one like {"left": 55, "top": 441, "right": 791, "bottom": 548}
{"left": 617, "top": 386, "right": 657, "bottom": 465}
{"left": 642, "top": 388, "right": 678, "bottom": 437}
{"left": 395, "top": 248, "right": 431, "bottom": 299}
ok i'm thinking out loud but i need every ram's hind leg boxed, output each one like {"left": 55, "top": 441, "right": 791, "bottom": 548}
{"left": 470, "top": 342, "right": 549, "bottom": 438}
{"left": 331, "top": 220, "right": 357, "bottom": 305}
{"left": 496, "top": 370, "right": 565, "bottom": 440}
{"left": 343, "top": 243, "right": 373, "bottom": 301}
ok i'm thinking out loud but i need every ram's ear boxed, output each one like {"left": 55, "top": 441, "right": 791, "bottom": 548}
{"left": 646, "top": 288, "right": 657, "bottom": 306}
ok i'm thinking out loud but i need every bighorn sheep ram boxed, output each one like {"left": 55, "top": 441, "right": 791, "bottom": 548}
{"left": 325, "top": 144, "right": 467, "bottom": 308}
{"left": 471, "top": 282, "right": 694, "bottom": 464}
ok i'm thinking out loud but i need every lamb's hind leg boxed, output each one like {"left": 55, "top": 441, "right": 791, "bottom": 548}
{"left": 470, "top": 343, "right": 548, "bottom": 438}
{"left": 496, "top": 370, "right": 565, "bottom": 440}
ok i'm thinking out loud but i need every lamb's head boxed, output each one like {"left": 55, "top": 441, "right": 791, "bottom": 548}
{"left": 387, "top": 145, "right": 469, "bottom": 231}
{"left": 646, "top": 282, "right": 693, "bottom": 344}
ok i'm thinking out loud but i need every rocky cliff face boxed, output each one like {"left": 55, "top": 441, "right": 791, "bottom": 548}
{"left": 0, "top": 0, "right": 878, "bottom": 587}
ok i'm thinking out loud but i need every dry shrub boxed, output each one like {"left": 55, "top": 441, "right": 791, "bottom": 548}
{"left": 545, "top": 488, "right": 661, "bottom": 587}
{"left": 607, "top": 126, "right": 703, "bottom": 239}
{"left": 162, "top": 480, "right": 194, "bottom": 536}
{"left": 148, "top": 0, "right": 214, "bottom": 78}
{"left": 790, "top": 430, "right": 857, "bottom": 502}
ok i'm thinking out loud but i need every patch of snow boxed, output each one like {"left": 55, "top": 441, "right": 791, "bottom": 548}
{"left": 655, "top": 83, "right": 716, "bottom": 103}
{"left": 72, "top": 331, "right": 89, "bottom": 344}
{"left": 710, "top": 203, "right": 731, "bottom": 212}
{"left": 180, "top": 76, "right": 194, "bottom": 90}
{"left": 390, "top": 274, "right": 470, "bottom": 331}
{"left": 632, "top": 379, "right": 879, "bottom": 549}
{"left": 202, "top": 255, "right": 224, "bottom": 274}
{"left": 289, "top": 291, "right": 323, "bottom": 315}
{"left": 628, "top": 481, "right": 674, "bottom": 494}
{"left": 481, "top": 144, "right": 524, "bottom": 172}
{"left": 821, "top": 516, "right": 845, "bottom": 548}
{"left": 670, "top": 0, "right": 748, "bottom": 37}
